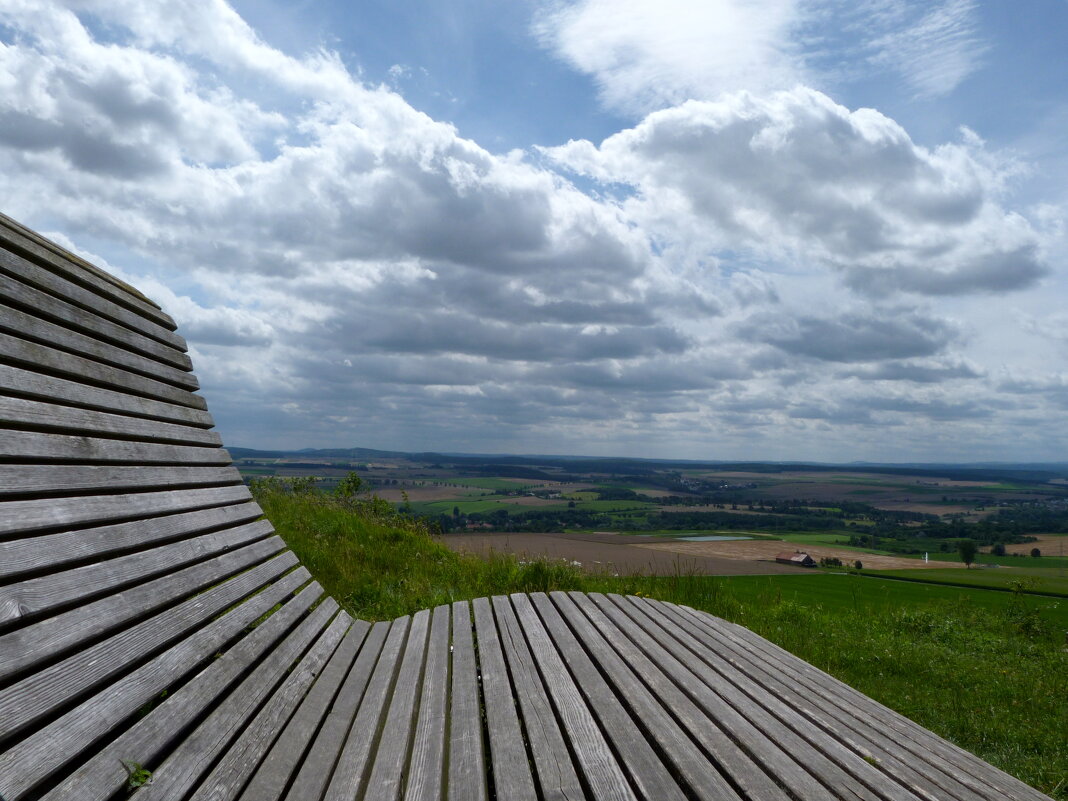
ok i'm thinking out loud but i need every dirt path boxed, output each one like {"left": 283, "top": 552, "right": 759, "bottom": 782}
{"left": 637, "top": 539, "right": 959, "bottom": 570}
{"left": 442, "top": 532, "right": 807, "bottom": 576}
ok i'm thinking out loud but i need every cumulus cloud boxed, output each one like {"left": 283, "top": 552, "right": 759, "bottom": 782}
{"left": 546, "top": 89, "right": 1046, "bottom": 297}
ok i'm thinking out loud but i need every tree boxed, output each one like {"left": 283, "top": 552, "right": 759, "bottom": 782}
{"left": 854, "top": 560, "right": 863, "bottom": 571}
{"left": 335, "top": 472, "right": 362, "bottom": 499}
{"left": 453, "top": 506, "right": 460, "bottom": 517}
{"left": 991, "top": 542, "right": 1006, "bottom": 556}
{"left": 1031, "top": 547, "right": 1042, "bottom": 558}
{"left": 957, "top": 538, "right": 977, "bottom": 568}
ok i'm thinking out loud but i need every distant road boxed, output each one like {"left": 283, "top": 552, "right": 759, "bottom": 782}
{"left": 442, "top": 531, "right": 806, "bottom": 576}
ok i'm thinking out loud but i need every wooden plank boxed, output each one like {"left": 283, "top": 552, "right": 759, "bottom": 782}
{"left": 674, "top": 606, "right": 1051, "bottom": 801}
{"left": 586, "top": 593, "right": 831, "bottom": 801}
{"left": 363, "top": 608, "right": 431, "bottom": 801}
{"left": 470, "top": 596, "right": 537, "bottom": 801}
{"left": 0, "top": 464, "right": 239, "bottom": 497}
{"left": 611, "top": 595, "right": 910, "bottom": 801}
{"left": 0, "top": 567, "right": 308, "bottom": 800}
{"left": 0, "top": 301, "right": 196, "bottom": 389}
{"left": 0, "top": 395, "right": 220, "bottom": 447}
{"left": 0, "top": 519, "right": 274, "bottom": 624}
{"left": 404, "top": 605, "right": 451, "bottom": 801}
{"left": 0, "top": 330, "right": 206, "bottom": 409}
{"left": 511, "top": 594, "right": 638, "bottom": 801}
{"left": 0, "top": 268, "right": 191, "bottom": 368}
{"left": 323, "top": 617, "right": 411, "bottom": 801}
{"left": 189, "top": 611, "right": 352, "bottom": 801}
{"left": 0, "top": 363, "right": 213, "bottom": 426}
{"left": 138, "top": 597, "right": 338, "bottom": 800}
{"left": 240, "top": 620, "right": 371, "bottom": 801}
{"left": 0, "top": 483, "right": 250, "bottom": 536}
{"left": 0, "top": 502, "right": 262, "bottom": 581}
{"left": 0, "top": 539, "right": 292, "bottom": 680}
{"left": 0, "top": 429, "right": 229, "bottom": 464}
{"left": 35, "top": 580, "right": 322, "bottom": 801}
{"left": 447, "top": 601, "right": 487, "bottom": 801}
{"left": 555, "top": 591, "right": 757, "bottom": 801}
{"left": 0, "top": 213, "right": 174, "bottom": 327}
{"left": 491, "top": 595, "right": 586, "bottom": 801}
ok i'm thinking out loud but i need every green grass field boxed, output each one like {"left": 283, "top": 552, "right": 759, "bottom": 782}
{"left": 429, "top": 477, "right": 537, "bottom": 490}
{"left": 875, "top": 567, "right": 1068, "bottom": 597}
{"left": 255, "top": 482, "right": 1068, "bottom": 799}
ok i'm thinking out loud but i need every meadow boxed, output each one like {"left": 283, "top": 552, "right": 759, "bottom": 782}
{"left": 253, "top": 481, "right": 1067, "bottom": 799}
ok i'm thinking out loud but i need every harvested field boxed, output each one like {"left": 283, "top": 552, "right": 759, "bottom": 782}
{"left": 442, "top": 531, "right": 806, "bottom": 576}
{"left": 638, "top": 539, "right": 960, "bottom": 570}
{"left": 997, "top": 534, "right": 1068, "bottom": 556}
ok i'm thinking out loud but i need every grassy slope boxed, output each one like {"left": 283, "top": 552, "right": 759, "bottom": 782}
{"left": 257, "top": 486, "right": 1068, "bottom": 798}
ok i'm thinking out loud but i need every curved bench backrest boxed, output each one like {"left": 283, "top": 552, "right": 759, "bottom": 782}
{"left": 0, "top": 214, "right": 332, "bottom": 800}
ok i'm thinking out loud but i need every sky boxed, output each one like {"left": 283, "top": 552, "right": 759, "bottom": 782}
{"left": 1, "top": 0, "right": 1066, "bottom": 462}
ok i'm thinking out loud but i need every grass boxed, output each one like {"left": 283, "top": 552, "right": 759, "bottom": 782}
{"left": 254, "top": 483, "right": 1068, "bottom": 799}
{"left": 876, "top": 567, "right": 1068, "bottom": 597}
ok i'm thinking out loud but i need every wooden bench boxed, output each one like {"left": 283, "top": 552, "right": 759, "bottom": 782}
{"left": 0, "top": 213, "right": 1053, "bottom": 801}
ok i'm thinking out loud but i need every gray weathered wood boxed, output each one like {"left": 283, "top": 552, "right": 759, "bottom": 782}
{"left": 0, "top": 268, "right": 191, "bottom": 367}
{"left": 0, "top": 483, "right": 249, "bottom": 536}
{"left": 0, "top": 395, "right": 219, "bottom": 447}
{"left": 0, "top": 330, "right": 206, "bottom": 409}
{"left": 139, "top": 596, "right": 338, "bottom": 799}
{"left": 35, "top": 579, "right": 321, "bottom": 801}
{"left": 0, "top": 299, "right": 197, "bottom": 387}
{"left": 0, "top": 464, "right": 239, "bottom": 497}
{"left": 471, "top": 596, "right": 537, "bottom": 801}
{"left": 323, "top": 616, "right": 411, "bottom": 801}
{"left": 0, "top": 212, "right": 174, "bottom": 327}
{"left": 0, "top": 539, "right": 292, "bottom": 679}
{"left": 556, "top": 591, "right": 753, "bottom": 801}
{"left": 0, "top": 428, "right": 229, "bottom": 465}
{"left": 511, "top": 594, "right": 637, "bottom": 801}
{"left": 363, "top": 608, "right": 431, "bottom": 801}
{"left": 0, "top": 500, "right": 260, "bottom": 581}
{"left": 0, "top": 567, "right": 309, "bottom": 799}
{"left": 189, "top": 610, "right": 352, "bottom": 801}
{"left": 286, "top": 620, "right": 391, "bottom": 801}
{"left": 0, "top": 519, "right": 274, "bottom": 624}
{"left": 492, "top": 595, "right": 586, "bottom": 801}
{"left": 0, "top": 363, "right": 213, "bottom": 426}
{"left": 447, "top": 601, "right": 487, "bottom": 801}
{"left": 241, "top": 620, "right": 371, "bottom": 801}
{"left": 404, "top": 604, "right": 451, "bottom": 801}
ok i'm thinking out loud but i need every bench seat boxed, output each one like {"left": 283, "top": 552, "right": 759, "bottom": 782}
{"left": 0, "top": 213, "right": 1053, "bottom": 801}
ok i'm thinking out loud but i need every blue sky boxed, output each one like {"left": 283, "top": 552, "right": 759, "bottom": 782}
{"left": 1, "top": 0, "right": 1066, "bottom": 461}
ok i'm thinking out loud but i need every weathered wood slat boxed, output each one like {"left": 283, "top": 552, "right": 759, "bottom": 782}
{"left": 0, "top": 519, "right": 274, "bottom": 625}
{"left": 0, "top": 540, "right": 292, "bottom": 679}
{"left": 0, "top": 394, "right": 220, "bottom": 446}
{"left": 0, "top": 298, "right": 195, "bottom": 387}
{"left": 556, "top": 591, "right": 753, "bottom": 801}
{"left": 613, "top": 594, "right": 911, "bottom": 801}
{"left": 660, "top": 602, "right": 983, "bottom": 801}
{"left": 0, "top": 567, "right": 308, "bottom": 801}
{"left": 287, "top": 620, "right": 391, "bottom": 801}
{"left": 491, "top": 595, "right": 586, "bottom": 801}
{"left": 470, "top": 596, "right": 537, "bottom": 801}
{"left": 138, "top": 596, "right": 337, "bottom": 799}
{"left": 363, "top": 608, "right": 432, "bottom": 801}
{"left": 0, "top": 464, "right": 239, "bottom": 497}
{"left": 0, "top": 213, "right": 174, "bottom": 328}
{"left": 35, "top": 578, "right": 321, "bottom": 801}
{"left": 0, "top": 330, "right": 206, "bottom": 408}
{"left": 447, "top": 601, "right": 487, "bottom": 801}
{"left": 323, "top": 617, "right": 411, "bottom": 801}
{"left": 511, "top": 594, "right": 638, "bottom": 801}
{"left": 189, "top": 610, "right": 352, "bottom": 801}
{"left": 675, "top": 606, "right": 1052, "bottom": 801}
{"left": 404, "top": 604, "right": 451, "bottom": 801}
{"left": 0, "top": 429, "right": 228, "bottom": 464}
{"left": 240, "top": 620, "right": 371, "bottom": 801}
{"left": 0, "top": 364, "right": 213, "bottom": 426}
{"left": 0, "top": 267, "right": 191, "bottom": 367}
{"left": 0, "top": 483, "right": 250, "bottom": 536}
{"left": 0, "top": 502, "right": 262, "bottom": 581}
